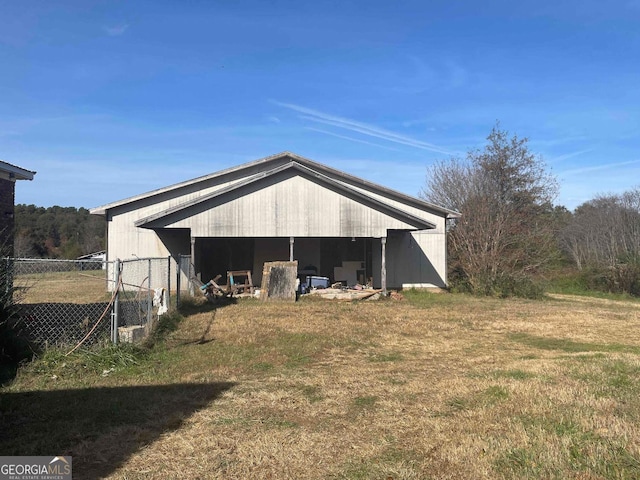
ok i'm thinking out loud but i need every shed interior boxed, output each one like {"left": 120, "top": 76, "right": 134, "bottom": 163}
{"left": 193, "top": 236, "right": 375, "bottom": 287}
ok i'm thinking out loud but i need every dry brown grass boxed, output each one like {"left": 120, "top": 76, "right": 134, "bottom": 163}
{"left": 15, "top": 270, "right": 110, "bottom": 303}
{"left": 5, "top": 292, "right": 640, "bottom": 479}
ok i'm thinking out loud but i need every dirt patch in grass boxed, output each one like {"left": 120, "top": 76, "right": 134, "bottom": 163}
{"left": 3, "top": 293, "right": 640, "bottom": 478}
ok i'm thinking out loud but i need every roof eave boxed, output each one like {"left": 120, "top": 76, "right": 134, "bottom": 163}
{"left": 0, "top": 160, "right": 36, "bottom": 181}
{"left": 90, "top": 151, "right": 299, "bottom": 215}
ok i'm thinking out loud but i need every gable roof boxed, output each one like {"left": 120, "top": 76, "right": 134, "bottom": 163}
{"left": 135, "top": 160, "right": 437, "bottom": 230}
{"left": 90, "top": 152, "right": 460, "bottom": 219}
{"left": 0, "top": 160, "right": 36, "bottom": 181}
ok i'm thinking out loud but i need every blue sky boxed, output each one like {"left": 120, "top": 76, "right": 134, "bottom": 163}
{"left": 2, "top": 0, "right": 639, "bottom": 211}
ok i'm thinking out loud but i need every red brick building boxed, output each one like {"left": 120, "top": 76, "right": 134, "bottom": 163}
{"left": 1, "top": 161, "right": 36, "bottom": 256}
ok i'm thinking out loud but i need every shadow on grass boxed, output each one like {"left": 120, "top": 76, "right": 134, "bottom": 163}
{"left": 0, "top": 381, "right": 235, "bottom": 479}
{"left": 171, "top": 296, "right": 241, "bottom": 347}
{"left": 177, "top": 295, "right": 237, "bottom": 316}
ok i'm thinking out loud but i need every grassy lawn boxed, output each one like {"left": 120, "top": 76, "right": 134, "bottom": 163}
{"left": 14, "top": 269, "right": 111, "bottom": 304}
{"left": 2, "top": 291, "right": 640, "bottom": 479}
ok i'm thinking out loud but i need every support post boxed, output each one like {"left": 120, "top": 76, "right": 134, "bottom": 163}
{"left": 176, "top": 255, "right": 182, "bottom": 308}
{"left": 112, "top": 258, "right": 120, "bottom": 344}
{"left": 147, "top": 258, "right": 152, "bottom": 327}
{"left": 381, "top": 237, "right": 387, "bottom": 296}
{"left": 4, "top": 257, "right": 11, "bottom": 296}
{"left": 167, "top": 255, "right": 171, "bottom": 310}
{"left": 289, "top": 236, "right": 294, "bottom": 262}
{"left": 189, "top": 237, "right": 196, "bottom": 296}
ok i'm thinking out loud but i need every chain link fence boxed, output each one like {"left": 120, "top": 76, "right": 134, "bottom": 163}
{"left": 2, "top": 256, "right": 173, "bottom": 348}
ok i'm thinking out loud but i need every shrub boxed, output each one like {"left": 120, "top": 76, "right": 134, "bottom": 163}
{"left": 448, "top": 268, "right": 544, "bottom": 299}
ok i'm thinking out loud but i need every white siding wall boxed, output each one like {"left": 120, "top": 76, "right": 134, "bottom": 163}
{"left": 104, "top": 169, "right": 450, "bottom": 289}
{"left": 386, "top": 230, "right": 447, "bottom": 288}
{"left": 332, "top": 180, "right": 446, "bottom": 232}
{"left": 161, "top": 175, "right": 420, "bottom": 237}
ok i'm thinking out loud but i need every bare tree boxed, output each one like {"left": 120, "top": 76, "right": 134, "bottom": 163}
{"left": 561, "top": 188, "right": 640, "bottom": 271}
{"left": 421, "top": 125, "right": 558, "bottom": 296}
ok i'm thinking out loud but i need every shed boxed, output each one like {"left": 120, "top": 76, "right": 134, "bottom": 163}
{"left": 90, "top": 152, "right": 459, "bottom": 292}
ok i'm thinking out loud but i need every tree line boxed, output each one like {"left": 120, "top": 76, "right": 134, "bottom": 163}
{"left": 13, "top": 205, "right": 105, "bottom": 259}
{"left": 421, "top": 124, "right": 640, "bottom": 297}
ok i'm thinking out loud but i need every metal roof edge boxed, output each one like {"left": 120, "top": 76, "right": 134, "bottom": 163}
{"left": 134, "top": 162, "right": 293, "bottom": 227}
{"left": 90, "top": 151, "right": 297, "bottom": 215}
{"left": 91, "top": 151, "right": 459, "bottom": 219}
{"left": 0, "top": 160, "right": 36, "bottom": 181}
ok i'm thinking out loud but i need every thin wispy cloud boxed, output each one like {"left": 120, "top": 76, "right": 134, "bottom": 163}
{"left": 529, "top": 135, "right": 591, "bottom": 150}
{"left": 558, "top": 159, "right": 640, "bottom": 177}
{"left": 548, "top": 148, "right": 594, "bottom": 163}
{"left": 305, "top": 127, "right": 400, "bottom": 151}
{"left": 104, "top": 23, "right": 129, "bottom": 36}
{"left": 272, "top": 100, "right": 455, "bottom": 155}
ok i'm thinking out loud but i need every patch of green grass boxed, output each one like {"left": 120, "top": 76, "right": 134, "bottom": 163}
{"left": 261, "top": 416, "right": 299, "bottom": 429}
{"left": 511, "top": 411, "right": 640, "bottom": 479}
{"left": 251, "top": 361, "right": 274, "bottom": 372}
{"left": 518, "top": 413, "right": 584, "bottom": 438}
{"left": 446, "top": 396, "right": 469, "bottom": 412}
{"left": 178, "top": 329, "right": 333, "bottom": 375}
{"left": 299, "top": 385, "right": 324, "bottom": 403}
{"left": 604, "top": 360, "right": 638, "bottom": 390}
{"left": 494, "top": 447, "right": 543, "bottom": 478}
{"left": 593, "top": 445, "right": 640, "bottom": 477}
{"left": 353, "top": 395, "right": 378, "bottom": 409}
{"left": 17, "top": 342, "right": 151, "bottom": 386}
{"left": 144, "top": 309, "right": 184, "bottom": 346}
{"left": 571, "top": 353, "right": 608, "bottom": 362}
{"left": 334, "top": 461, "right": 374, "bottom": 480}
{"left": 401, "top": 288, "right": 459, "bottom": 308}
{"left": 334, "top": 450, "right": 423, "bottom": 480}
{"left": 509, "top": 333, "right": 640, "bottom": 355}
{"left": 203, "top": 342, "right": 261, "bottom": 370}
{"left": 272, "top": 331, "right": 329, "bottom": 369}
{"left": 445, "top": 385, "right": 510, "bottom": 414}
{"left": 569, "top": 358, "right": 640, "bottom": 405}
{"left": 484, "top": 385, "right": 510, "bottom": 402}
{"left": 545, "top": 272, "right": 640, "bottom": 302}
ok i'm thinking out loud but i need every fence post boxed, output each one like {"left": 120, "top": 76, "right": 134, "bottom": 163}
{"left": 112, "top": 259, "right": 120, "bottom": 344}
{"left": 176, "top": 256, "right": 181, "bottom": 308}
{"left": 147, "top": 258, "right": 152, "bottom": 328}
{"left": 167, "top": 256, "right": 171, "bottom": 311}
{"left": 4, "top": 257, "right": 9, "bottom": 296}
